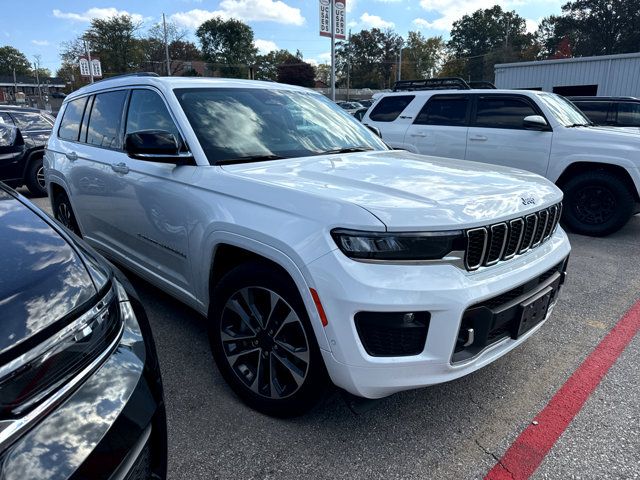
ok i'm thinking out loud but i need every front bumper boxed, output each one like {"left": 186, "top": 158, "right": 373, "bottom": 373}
{"left": 308, "top": 228, "right": 571, "bottom": 399}
{"left": 0, "top": 286, "right": 167, "bottom": 480}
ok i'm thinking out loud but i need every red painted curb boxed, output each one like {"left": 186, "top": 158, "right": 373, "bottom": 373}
{"left": 485, "top": 300, "right": 640, "bottom": 480}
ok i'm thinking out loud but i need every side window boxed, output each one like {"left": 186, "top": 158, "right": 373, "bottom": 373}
{"left": 475, "top": 97, "right": 539, "bottom": 129}
{"left": 574, "top": 102, "right": 610, "bottom": 123}
{"left": 125, "top": 89, "right": 181, "bottom": 142}
{"left": 10, "top": 112, "right": 53, "bottom": 130}
{"left": 414, "top": 96, "right": 469, "bottom": 126}
{"left": 58, "top": 97, "right": 88, "bottom": 141}
{"left": 368, "top": 95, "right": 415, "bottom": 122}
{"left": 86, "top": 90, "right": 128, "bottom": 149}
{"left": 617, "top": 102, "right": 640, "bottom": 126}
{"left": 0, "top": 112, "right": 14, "bottom": 125}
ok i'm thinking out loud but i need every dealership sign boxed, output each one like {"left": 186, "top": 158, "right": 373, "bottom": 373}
{"left": 319, "top": 0, "right": 346, "bottom": 39}
{"left": 79, "top": 57, "right": 103, "bottom": 78}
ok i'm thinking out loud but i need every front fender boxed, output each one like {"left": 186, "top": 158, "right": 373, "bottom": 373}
{"left": 198, "top": 230, "right": 332, "bottom": 351}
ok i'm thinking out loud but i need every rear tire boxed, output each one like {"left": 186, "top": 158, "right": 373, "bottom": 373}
{"left": 561, "top": 171, "right": 634, "bottom": 236}
{"left": 25, "top": 155, "right": 47, "bottom": 197}
{"left": 209, "top": 262, "right": 328, "bottom": 417}
{"left": 53, "top": 191, "right": 82, "bottom": 237}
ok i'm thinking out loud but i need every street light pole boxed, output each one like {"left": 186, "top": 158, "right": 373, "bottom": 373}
{"left": 84, "top": 39, "right": 94, "bottom": 83}
{"left": 330, "top": 0, "right": 336, "bottom": 101}
{"left": 163, "top": 13, "right": 171, "bottom": 76}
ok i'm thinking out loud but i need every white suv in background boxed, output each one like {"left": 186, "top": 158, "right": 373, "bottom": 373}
{"left": 45, "top": 75, "right": 570, "bottom": 416}
{"left": 364, "top": 89, "right": 640, "bottom": 236}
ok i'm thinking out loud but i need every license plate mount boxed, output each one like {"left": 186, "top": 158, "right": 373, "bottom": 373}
{"left": 515, "top": 285, "right": 555, "bottom": 338}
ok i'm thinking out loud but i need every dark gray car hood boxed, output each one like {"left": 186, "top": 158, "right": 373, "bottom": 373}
{"left": 0, "top": 189, "right": 96, "bottom": 356}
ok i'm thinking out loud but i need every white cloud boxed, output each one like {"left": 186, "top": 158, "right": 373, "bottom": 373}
{"left": 254, "top": 39, "right": 278, "bottom": 54}
{"left": 31, "top": 40, "right": 50, "bottom": 46}
{"left": 360, "top": 12, "right": 395, "bottom": 29}
{"left": 52, "top": 7, "right": 145, "bottom": 23}
{"left": 525, "top": 18, "right": 539, "bottom": 33}
{"left": 170, "top": 9, "right": 222, "bottom": 28}
{"left": 171, "top": 0, "right": 304, "bottom": 29}
{"left": 415, "top": 0, "right": 556, "bottom": 33}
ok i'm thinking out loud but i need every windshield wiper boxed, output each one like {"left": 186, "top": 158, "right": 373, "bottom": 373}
{"left": 318, "top": 146, "right": 375, "bottom": 155}
{"left": 215, "top": 154, "right": 286, "bottom": 165}
{"left": 566, "top": 122, "right": 593, "bottom": 128}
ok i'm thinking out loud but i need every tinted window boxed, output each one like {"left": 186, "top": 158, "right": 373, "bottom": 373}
{"left": 174, "top": 88, "right": 387, "bottom": 165}
{"left": 86, "top": 90, "right": 128, "bottom": 149}
{"left": 475, "top": 97, "right": 538, "bottom": 129}
{"left": 415, "top": 96, "right": 468, "bottom": 126}
{"left": 574, "top": 101, "right": 610, "bottom": 123}
{"left": 58, "top": 97, "right": 88, "bottom": 141}
{"left": 10, "top": 112, "right": 53, "bottom": 130}
{"left": 125, "top": 89, "right": 181, "bottom": 142}
{"left": 617, "top": 102, "right": 640, "bottom": 126}
{"left": 369, "top": 95, "right": 415, "bottom": 122}
{"left": 0, "top": 112, "right": 14, "bottom": 125}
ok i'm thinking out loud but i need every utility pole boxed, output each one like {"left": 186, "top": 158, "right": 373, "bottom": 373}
{"left": 84, "top": 39, "right": 94, "bottom": 83}
{"left": 346, "top": 29, "right": 351, "bottom": 101}
{"left": 33, "top": 56, "right": 43, "bottom": 105}
{"left": 397, "top": 42, "right": 403, "bottom": 82}
{"left": 163, "top": 13, "right": 171, "bottom": 76}
{"left": 12, "top": 67, "right": 17, "bottom": 101}
{"left": 330, "top": 0, "right": 336, "bottom": 101}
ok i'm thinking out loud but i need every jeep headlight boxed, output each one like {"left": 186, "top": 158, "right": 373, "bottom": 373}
{"left": 331, "top": 228, "right": 465, "bottom": 261}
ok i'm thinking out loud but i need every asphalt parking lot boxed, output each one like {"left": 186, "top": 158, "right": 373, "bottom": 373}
{"left": 29, "top": 191, "right": 640, "bottom": 480}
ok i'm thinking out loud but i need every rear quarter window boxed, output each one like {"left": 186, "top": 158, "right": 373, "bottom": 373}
{"left": 368, "top": 95, "right": 415, "bottom": 122}
{"left": 58, "top": 97, "right": 88, "bottom": 141}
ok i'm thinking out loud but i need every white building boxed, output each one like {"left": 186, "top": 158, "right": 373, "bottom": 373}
{"left": 494, "top": 52, "right": 640, "bottom": 97}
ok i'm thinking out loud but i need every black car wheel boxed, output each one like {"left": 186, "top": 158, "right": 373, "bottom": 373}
{"left": 562, "top": 171, "right": 635, "bottom": 236}
{"left": 25, "top": 155, "right": 47, "bottom": 197}
{"left": 54, "top": 191, "right": 82, "bottom": 237}
{"left": 209, "top": 262, "right": 328, "bottom": 417}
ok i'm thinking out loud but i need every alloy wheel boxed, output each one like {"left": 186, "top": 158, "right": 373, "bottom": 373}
{"left": 574, "top": 186, "right": 616, "bottom": 225}
{"left": 36, "top": 166, "right": 46, "bottom": 190}
{"left": 220, "top": 286, "right": 310, "bottom": 399}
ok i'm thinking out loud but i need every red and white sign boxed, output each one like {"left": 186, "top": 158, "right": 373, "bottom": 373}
{"left": 334, "top": 1, "right": 346, "bottom": 40}
{"left": 319, "top": 0, "right": 331, "bottom": 37}
{"left": 79, "top": 57, "right": 103, "bottom": 78}
{"left": 319, "top": 0, "right": 346, "bottom": 39}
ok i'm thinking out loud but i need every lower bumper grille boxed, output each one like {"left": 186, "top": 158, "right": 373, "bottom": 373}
{"left": 355, "top": 311, "right": 430, "bottom": 357}
{"left": 452, "top": 257, "right": 569, "bottom": 363}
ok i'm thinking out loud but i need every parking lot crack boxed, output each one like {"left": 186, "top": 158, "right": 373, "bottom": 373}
{"left": 475, "top": 439, "right": 513, "bottom": 479}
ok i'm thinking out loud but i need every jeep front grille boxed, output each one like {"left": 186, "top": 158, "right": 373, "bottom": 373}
{"left": 464, "top": 203, "right": 562, "bottom": 271}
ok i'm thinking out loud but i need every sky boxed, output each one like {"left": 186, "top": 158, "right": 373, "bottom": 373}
{"left": 1, "top": 0, "right": 566, "bottom": 74}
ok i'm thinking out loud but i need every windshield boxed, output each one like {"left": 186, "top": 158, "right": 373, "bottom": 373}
{"left": 538, "top": 93, "right": 592, "bottom": 127}
{"left": 174, "top": 87, "right": 387, "bottom": 165}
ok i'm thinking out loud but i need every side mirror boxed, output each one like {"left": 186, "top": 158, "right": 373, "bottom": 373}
{"left": 124, "top": 130, "right": 194, "bottom": 164}
{"left": 523, "top": 115, "right": 549, "bottom": 131}
{"left": 365, "top": 124, "right": 382, "bottom": 138}
{"left": 0, "top": 125, "right": 26, "bottom": 158}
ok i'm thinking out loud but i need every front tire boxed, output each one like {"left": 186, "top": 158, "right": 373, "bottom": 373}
{"left": 562, "top": 171, "right": 635, "bottom": 236}
{"left": 53, "top": 191, "right": 82, "bottom": 237}
{"left": 25, "top": 155, "right": 47, "bottom": 197}
{"left": 209, "top": 262, "right": 328, "bottom": 417}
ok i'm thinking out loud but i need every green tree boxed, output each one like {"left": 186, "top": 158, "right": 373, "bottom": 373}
{"left": 277, "top": 56, "right": 315, "bottom": 87}
{"left": 315, "top": 63, "right": 331, "bottom": 86}
{"left": 84, "top": 14, "right": 144, "bottom": 74}
{"left": 196, "top": 17, "right": 257, "bottom": 78}
{"left": 448, "top": 6, "right": 535, "bottom": 80}
{"left": 402, "top": 32, "right": 445, "bottom": 80}
{"left": 254, "top": 49, "right": 296, "bottom": 81}
{"left": 0, "top": 46, "right": 31, "bottom": 75}
{"left": 538, "top": 0, "right": 640, "bottom": 58}
{"left": 336, "top": 28, "right": 403, "bottom": 89}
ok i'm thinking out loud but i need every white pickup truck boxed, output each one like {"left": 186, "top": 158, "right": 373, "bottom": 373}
{"left": 364, "top": 89, "right": 640, "bottom": 236}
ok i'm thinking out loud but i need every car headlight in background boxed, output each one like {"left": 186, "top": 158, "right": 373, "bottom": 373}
{"left": 331, "top": 228, "right": 465, "bottom": 261}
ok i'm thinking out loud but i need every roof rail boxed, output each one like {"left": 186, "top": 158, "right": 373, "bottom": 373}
{"left": 392, "top": 77, "right": 471, "bottom": 92}
{"left": 468, "top": 80, "right": 496, "bottom": 89}
{"left": 90, "top": 72, "right": 160, "bottom": 85}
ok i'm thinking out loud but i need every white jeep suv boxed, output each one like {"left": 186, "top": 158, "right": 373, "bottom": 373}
{"left": 45, "top": 75, "right": 571, "bottom": 416}
{"left": 364, "top": 88, "right": 640, "bottom": 236}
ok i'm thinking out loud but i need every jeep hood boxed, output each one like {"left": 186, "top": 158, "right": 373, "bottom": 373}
{"left": 223, "top": 150, "right": 562, "bottom": 230}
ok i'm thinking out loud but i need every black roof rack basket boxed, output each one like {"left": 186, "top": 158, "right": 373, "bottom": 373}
{"left": 392, "top": 77, "right": 471, "bottom": 92}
